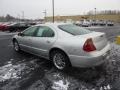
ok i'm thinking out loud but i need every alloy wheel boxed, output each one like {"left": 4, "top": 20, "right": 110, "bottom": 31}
{"left": 53, "top": 53, "right": 66, "bottom": 70}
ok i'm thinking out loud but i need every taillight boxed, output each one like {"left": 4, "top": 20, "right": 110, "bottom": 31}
{"left": 83, "top": 38, "right": 96, "bottom": 52}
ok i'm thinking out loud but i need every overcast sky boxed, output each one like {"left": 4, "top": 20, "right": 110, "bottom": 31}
{"left": 0, "top": 0, "right": 120, "bottom": 19}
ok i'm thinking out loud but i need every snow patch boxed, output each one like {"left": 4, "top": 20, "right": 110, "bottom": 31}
{"left": 0, "top": 61, "right": 26, "bottom": 82}
{"left": 52, "top": 80, "right": 69, "bottom": 90}
{"left": 99, "top": 84, "right": 111, "bottom": 90}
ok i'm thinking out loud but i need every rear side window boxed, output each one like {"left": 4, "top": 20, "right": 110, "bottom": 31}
{"left": 58, "top": 24, "right": 91, "bottom": 35}
{"left": 36, "top": 26, "right": 54, "bottom": 37}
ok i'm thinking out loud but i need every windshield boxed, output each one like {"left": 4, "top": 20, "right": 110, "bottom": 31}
{"left": 58, "top": 24, "right": 91, "bottom": 35}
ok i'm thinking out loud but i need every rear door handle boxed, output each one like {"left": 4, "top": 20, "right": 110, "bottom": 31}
{"left": 28, "top": 39, "right": 31, "bottom": 41}
{"left": 47, "top": 40, "right": 50, "bottom": 43}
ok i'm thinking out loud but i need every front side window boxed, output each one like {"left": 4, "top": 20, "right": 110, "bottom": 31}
{"left": 58, "top": 24, "right": 91, "bottom": 35}
{"left": 36, "top": 26, "right": 54, "bottom": 37}
{"left": 23, "top": 26, "right": 38, "bottom": 36}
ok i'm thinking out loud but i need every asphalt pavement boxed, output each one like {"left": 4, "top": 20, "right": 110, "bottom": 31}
{"left": 0, "top": 25, "right": 120, "bottom": 90}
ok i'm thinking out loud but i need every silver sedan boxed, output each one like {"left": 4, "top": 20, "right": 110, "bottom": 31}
{"left": 12, "top": 23, "right": 110, "bottom": 70}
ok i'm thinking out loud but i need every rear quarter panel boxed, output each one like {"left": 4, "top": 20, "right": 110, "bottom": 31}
{"left": 52, "top": 37, "right": 87, "bottom": 56}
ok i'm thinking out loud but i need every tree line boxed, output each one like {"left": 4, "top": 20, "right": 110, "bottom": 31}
{"left": 87, "top": 10, "right": 120, "bottom": 15}
{"left": 0, "top": 10, "right": 120, "bottom": 22}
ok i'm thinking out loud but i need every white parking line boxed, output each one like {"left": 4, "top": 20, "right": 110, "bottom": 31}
{"left": 0, "top": 32, "right": 18, "bottom": 36}
{"left": 8, "top": 45, "right": 13, "bottom": 47}
{"left": 8, "top": 43, "right": 13, "bottom": 47}
{"left": 0, "top": 38, "right": 10, "bottom": 40}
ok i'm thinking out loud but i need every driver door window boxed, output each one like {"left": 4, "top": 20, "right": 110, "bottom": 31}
{"left": 31, "top": 26, "right": 55, "bottom": 56}
{"left": 23, "top": 26, "right": 38, "bottom": 36}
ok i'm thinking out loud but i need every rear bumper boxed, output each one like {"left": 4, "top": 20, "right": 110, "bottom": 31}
{"left": 69, "top": 43, "right": 110, "bottom": 68}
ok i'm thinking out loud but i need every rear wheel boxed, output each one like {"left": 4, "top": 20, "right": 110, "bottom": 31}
{"left": 13, "top": 40, "right": 20, "bottom": 52}
{"left": 51, "top": 50, "right": 71, "bottom": 71}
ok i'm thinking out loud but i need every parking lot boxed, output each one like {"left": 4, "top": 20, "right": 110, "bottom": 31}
{"left": 0, "top": 25, "right": 120, "bottom": 90}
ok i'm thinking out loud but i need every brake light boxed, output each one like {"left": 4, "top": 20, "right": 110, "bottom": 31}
{"left": 83, "top": 38, "right": 96, "bottom": 52}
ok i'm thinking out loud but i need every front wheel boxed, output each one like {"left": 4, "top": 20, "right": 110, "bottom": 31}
{"left": 51, "top": 50, "right": 71, "bottom": 71}
{"left": 13, "top": 40, "right": 20, "bottom": 52}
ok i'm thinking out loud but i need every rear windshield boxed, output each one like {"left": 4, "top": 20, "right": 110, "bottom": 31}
{"left": 58, "top": 24, "right": 91, "bottom": 35}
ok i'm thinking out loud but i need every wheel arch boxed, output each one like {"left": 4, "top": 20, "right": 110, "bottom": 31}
{"left": 12, "top": 38, "right": 17, "bottom": 43}
{"left": 49, "top": 47, "right": 72, "bottom": 69}
{"left": 49, "top": 47, "right": 70, "bottom": 60}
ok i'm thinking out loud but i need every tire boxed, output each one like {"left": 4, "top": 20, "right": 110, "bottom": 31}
{"left": 13, "top": 40, "right": 20, "bottom": 52}
{"left": 51, "top": 50, "right": 71, "bottom": 71}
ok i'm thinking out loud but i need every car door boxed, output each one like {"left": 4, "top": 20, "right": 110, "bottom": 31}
{"left": 30, "top": 26, "right": 56, "bottom": 58}
{"left": 17, "top": 26, "right": 38, "bottom": 52}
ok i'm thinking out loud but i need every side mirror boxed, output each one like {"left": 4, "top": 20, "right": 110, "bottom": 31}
{"left": 18, "top": 32, "right": 24, "bottom": 36}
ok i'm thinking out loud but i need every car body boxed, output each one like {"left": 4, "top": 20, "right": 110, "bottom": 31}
{"left": 8, "top": 22, "right": 32, "bottom": 32}
{"left": 75, "top": 21, "right": 83, "bottom": 26}
{"left": 81, "top": 20, "right": 91, "bottom": 27}
{"left": 98, "top": 20, "right": 106, "bottom": 26}
{"left": 12, "top": 23, "right": 110, "bottom": 70}
{"left": 0, "top": 22, "right": 10, "bottom": 31}
{"left": 107, "top": 21, "right": 114, "bottom": 26}
{"left": 91, "top": 20, "right": 99, "bottom": 26}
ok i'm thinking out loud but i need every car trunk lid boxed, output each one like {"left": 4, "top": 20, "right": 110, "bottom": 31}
{"left": 78, "top": 32, "right": 108, "bottom": 51}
